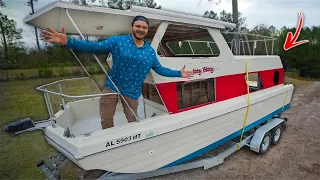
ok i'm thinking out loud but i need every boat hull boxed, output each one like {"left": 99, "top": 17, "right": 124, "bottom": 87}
{"left": 45, "top": 84, "right": 293, "bottom": 173}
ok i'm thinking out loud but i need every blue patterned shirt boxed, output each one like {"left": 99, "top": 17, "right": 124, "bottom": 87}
{"left": 66, "top": 34, "right": 182, "bottom": 99}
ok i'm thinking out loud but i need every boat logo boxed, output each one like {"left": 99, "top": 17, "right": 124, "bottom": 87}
{"left": 193, "top": 66, "right": 214, "bottom": 75}
{"left": 95, "top": 25, "right": 103, "bottom": 30}
{"left": 145, "top": 130, "right": 153, "bottom": 137}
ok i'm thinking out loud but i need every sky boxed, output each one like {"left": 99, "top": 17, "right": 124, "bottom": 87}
{"left": 1, "top": 0, "right": 319, "bottom": 48}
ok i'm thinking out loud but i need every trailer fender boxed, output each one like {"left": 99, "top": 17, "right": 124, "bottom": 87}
{"left": 249, "top": 118, "right": 285, "bottom": 153}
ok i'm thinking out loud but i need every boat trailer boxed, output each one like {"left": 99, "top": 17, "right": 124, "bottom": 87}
{"left": 4, "top": 116, "right": 286, "bottom": 180}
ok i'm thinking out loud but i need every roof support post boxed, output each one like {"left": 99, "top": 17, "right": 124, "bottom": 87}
{"left": 149, "top": 22, "right": 170, "bottom": 113}
{"left": 150, "top": 22, "right": 169, "bottom": 50}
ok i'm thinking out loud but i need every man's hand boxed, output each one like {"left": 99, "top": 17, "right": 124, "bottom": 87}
{"left": 41, "top": 27, "right": 68, "bottom": 45}
{"left": 180, "top": 65, "right": 194, "bottom": 78}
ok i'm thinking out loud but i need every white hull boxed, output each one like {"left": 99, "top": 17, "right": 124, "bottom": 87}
{"left": 45, "top": 84, "right": 293, "bottom": 173}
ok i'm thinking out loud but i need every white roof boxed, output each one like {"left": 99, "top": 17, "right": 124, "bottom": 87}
{"left": 24, "top": 2, "right": 236, "bottom": 36}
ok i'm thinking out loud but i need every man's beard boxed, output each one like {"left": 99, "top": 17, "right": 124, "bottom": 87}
{"left": 133, "top": 31, "right": 146, "bottom": 40}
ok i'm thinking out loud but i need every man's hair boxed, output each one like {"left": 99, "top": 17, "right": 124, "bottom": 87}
{"left": 131, "top": 15, "right": 149, "bottom": 27}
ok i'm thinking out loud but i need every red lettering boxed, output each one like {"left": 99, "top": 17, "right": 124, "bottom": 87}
{"left": 202, "top": 66, "right": 214, "bottom": 73}
{"left": 193, "top": 68, "right": 202, "bottom": 75}
{"left": 193, "top": 67, "right": 214, "bottom": 75}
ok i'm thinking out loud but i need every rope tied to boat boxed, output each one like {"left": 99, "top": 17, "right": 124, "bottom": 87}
{"left": 237, "top": 57, "right": 251, "bottom": 150}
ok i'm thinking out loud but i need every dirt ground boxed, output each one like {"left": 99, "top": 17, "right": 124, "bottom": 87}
{"left": 143, "top": 82, "right": 320, "bottom": 180}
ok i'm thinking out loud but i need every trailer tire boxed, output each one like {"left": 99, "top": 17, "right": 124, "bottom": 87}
{"left": 259, "top": 132, "right": 271, "bottom": 154}
{"left": 271, "top": 125, "right": 282, "bottom": 145}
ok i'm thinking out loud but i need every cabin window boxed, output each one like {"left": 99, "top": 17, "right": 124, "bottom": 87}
{"left": 150, "top": 24, "right": 220, "bottom": 57}
{"left": 245, "top": 72, "right": 264, "bottom": 92}
{"left": 177, "top": 78, "right": 215, "bottom": 109}
{"left": 142, "top": 83, "right": 164, "bottom": 105}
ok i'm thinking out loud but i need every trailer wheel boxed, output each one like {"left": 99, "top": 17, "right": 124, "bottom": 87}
{"left": 259, "top": 132, "right": 271, "bottom": 154}
{"left": 271, "top": 125, "right": 282, "bottom": 145}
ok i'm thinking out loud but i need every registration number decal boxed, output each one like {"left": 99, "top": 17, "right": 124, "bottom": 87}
{"left": 105, "top": 133, "right": 141, "bottom": 148}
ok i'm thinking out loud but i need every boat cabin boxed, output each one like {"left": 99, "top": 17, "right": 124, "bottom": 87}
{"left": 25, "top": 2, "right": 284, "bottom": 137}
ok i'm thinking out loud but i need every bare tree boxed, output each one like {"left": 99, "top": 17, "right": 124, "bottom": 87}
{"left": 0, "top": 0, "right": 5, "bottom": 8}
{"left": 26, "top": 0, "right": 41, "bottom": 52}
{"left": 0, "top": 14, "right": 8, "bottom": 63}
{"left": 0, "top": 13, "right": 23, "bottom": 63}
{"left": 231, "top": 0, "right": 239, "bottom": 55}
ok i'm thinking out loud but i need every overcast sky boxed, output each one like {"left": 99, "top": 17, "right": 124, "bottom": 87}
{"left": 2, "top": 0, "right": 319, "bottom": 47}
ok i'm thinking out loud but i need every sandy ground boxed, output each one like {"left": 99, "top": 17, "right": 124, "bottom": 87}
{"left": 85, "top": 82, "right": 320, "bottom": 180}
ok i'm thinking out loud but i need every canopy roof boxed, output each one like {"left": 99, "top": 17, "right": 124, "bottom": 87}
{"left": 24, "top": 2, "right": 236, "bottom": 36}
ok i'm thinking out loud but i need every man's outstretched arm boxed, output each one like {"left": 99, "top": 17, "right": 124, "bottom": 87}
{"left": 65, "top": 36, "right": 117, "bottom": 54}
{"left": 152, "top": 57, "right": 182, "bottom": 77}
{"left": 41, "top": 27, "right": 117, "bottom": 54}
{"left": 151, "top": 51, "right": 194, "bottom": 78}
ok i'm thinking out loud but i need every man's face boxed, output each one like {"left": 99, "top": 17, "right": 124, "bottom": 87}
{"left": 132, "top": 20, "right": 148, "bottom": 40}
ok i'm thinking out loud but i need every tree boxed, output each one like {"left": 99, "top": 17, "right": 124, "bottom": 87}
{"left": 231, "top": 0, "right": 238, "bottom": 30}
{"left": 26, "top": 0, "right": 41, "bottom": 52}
{"left": 278, "top": 26, "right": 320, "bottom": 78}
{"left": 0, "top": 13, "right": 23, "bottom": 63}
{"left": 69, "top": 0, "right": 89, "bottom": 5}
{"left": 250, "top": 24, "right": 279, "bottom": 37}
{"left": 245, "top": 23, "right": 319, "bottom": 78}
{"left": 203, "top": 10, "right": 218, "bottom": 20}
{"left": 0, "top": 0, "right": 5, "bottom": 8}
{"left": 107, "top": 0, "right": 161, "bottom": 10}
{"left": 204, "top": 10, "right": 247, "bottom": 31}
{"left": 142, "top": 0, "right": 161, "bottom": 9}
{"left": 107, "top": 0, "right": 126, "bottom": 10}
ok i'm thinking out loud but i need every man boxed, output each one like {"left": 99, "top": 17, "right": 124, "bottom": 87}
{"left": 41, "top": 15, "right": 193, "bottom": 129}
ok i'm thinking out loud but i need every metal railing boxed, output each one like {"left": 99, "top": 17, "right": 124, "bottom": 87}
{"left": 224, "top": 32, "right": 278, "bottom": 56}
{"left": 165, "top": 32, "right": 278, "bottom": 56}
{"left": 34, "top": 8, "right": 143, "bottom": 137}
{"left": 37, "top": 77, "right": 117, "bottom": 137}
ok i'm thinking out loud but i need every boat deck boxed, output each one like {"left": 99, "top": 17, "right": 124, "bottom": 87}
{"left": 67, "top": 96, "right": 147, "bottom": 136}
{"left": 70, "top": 107, "right": 128, "bottom": 136}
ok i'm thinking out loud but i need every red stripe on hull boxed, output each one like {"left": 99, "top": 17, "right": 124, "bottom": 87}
{"left": 156, "top": 68, "right": 284, "bottom": 114}
{"left": 215, "top": 73, "right": 247, "bottom": 102}
{"left": 156, "top": 82, "right": 179, "bottom": 113}
{"left": 259, "top": 68, "right": 284, "bottom": 88}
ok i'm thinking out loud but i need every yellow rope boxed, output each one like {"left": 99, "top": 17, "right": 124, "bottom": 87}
{"left": 282, "top": 91, "right": 288, "bottom": 111}
{"left": 237, "top": 58, "right": 251, "bottom": 150}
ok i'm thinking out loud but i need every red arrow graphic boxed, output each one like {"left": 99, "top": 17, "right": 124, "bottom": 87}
{"left": 283, "top": 12, "right": 309, "bottom": 51}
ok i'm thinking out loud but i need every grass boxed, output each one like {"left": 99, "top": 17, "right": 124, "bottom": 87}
{"left": 0, "top": 66, "right": 109, "bottom": 81}
{"left": 284, "top": 76, "right": 314, "bottom": 88}
{"left": 0, "top": 68, "right": 76, "bottom": 80}
{"left": 0, "top": 75, "right": 314, "bottom": 179}
{"left": 0, "top": 75, "right": 105, "bottom": 179}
